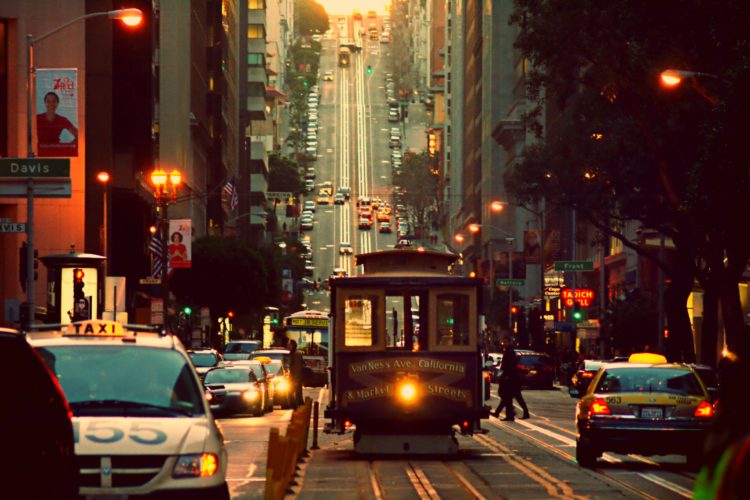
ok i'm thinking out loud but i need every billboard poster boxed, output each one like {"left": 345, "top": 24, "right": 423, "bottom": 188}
{"left": 168, "top": 219, "right": 192, "bottom": 269}
{"left": 36, "top": 69, "right": 78, "bottom": 157}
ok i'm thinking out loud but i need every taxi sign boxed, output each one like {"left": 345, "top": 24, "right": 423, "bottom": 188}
{"left": 64, "top": 320, "right": 126, "bottom": 337}
{"left": 628, "top": 352, "right": 667, "bottom": 364}
{"left": 253, "top": 356, "right": 272, "bottom": 364}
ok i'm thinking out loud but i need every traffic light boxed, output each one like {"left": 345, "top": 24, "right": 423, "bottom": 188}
{"left": 227, "top": 311, "right": 235, "bottom": 319}
{"left": 73, "top": 268, "right": 85, "bottom": 301}
{"left": 183, "top": 306, "right": 192, "bottom": 315}
{"left": 367, "top": 65, "right": 372, "bottom": 74}
{"left": 511, "top": 306, "right": 519, "bottom": 315}
{"left": 303, "top": 80, "right": 308, "bottom": 87}
{"left": 572, "top": 301, "right": 583, "bottom": 321}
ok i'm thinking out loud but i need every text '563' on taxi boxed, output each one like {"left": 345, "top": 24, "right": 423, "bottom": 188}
{"left": 26, "top": 320, "right": 229, "bottom": 499}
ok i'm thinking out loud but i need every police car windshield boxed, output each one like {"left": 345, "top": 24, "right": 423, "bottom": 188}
{"left": 204, "top": 368, "right": 256, "bottom": 384}
{"left": 36, "top": 346, "right": 204, "bottom": 417}
{"left": 595, "top": 367, "right": 704, "bottom": 396}
{"left": 189, "top": 352, "right": 219, "bottom": 367}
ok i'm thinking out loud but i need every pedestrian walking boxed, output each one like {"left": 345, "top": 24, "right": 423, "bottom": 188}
{"left": 288, "top": 339, "right": 304, "bottom": 408}
{"left": 493, "top": 339, "right": 530, "bottom": 421}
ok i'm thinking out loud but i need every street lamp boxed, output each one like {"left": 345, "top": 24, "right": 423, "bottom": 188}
{"left": 20, "top": 7, "right": 142, "bottom": 329}
{"left": 658, "top": 68, "right": 726, "bottom": 106}
{"left": 150, "top": 167, "right": 183, "bottom": 320}
{"left": 96, "top": 171, "right": 111, "bottom": 279}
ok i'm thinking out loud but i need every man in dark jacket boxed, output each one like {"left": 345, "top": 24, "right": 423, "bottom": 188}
{"left": 287, "top": 339, "right": 304, "bottom": 408}
{"left": 493, "top": 339, "right": 530, "bottom": 421}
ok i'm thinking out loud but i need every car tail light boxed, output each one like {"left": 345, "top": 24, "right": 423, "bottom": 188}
{"left": 582, "top": 372, "right": 594, "bottom": 379}
{"left": 694, "top": 400, "right": 715, "bottom": 418}
{"left": 517, "top": 365, "right": 529, "bottom": 375}
{"left": 591, "top": 398, "right": 611, "bottom": 415}
{"left": 483, "top": 372, "right": 490, "bottom": 381}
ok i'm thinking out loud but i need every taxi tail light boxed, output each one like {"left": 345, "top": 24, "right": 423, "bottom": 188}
{"left": 694, "top": 400, "right": 715, "bottom": 418}
{"left": 582, "top": 372, "right": 594, "bottom": 379}
{"left": 590, "top": 398, "right": 611, "bottom": 415}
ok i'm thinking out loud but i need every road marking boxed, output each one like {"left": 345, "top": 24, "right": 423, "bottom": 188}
{"left": 403, "top": 462, "right": 436, "bottom": 500}
{"left": 443, "top": 462, "right": 487, "bottom": 500}
{"left": 412, "top": 464, "right": 441, "bottom": 499}
{"left": 368, "top": 462, "right": 384, "bottom": 500}
{"left": 491, "top": 414, "right": 691, "bottom": 498}
{"left": 474, "top": 433, "right": 579, "bottom": 499}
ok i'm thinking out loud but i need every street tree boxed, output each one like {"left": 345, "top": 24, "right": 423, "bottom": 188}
{"left": 170, "top": 236, "right": 271, "bottom": 330}
{"left": 269, "top": 153, "right": 303, "bottom": 194}
{"left": 295, "top": 0, "right": 329, "bottom": 35}
{"left": 507, "top": 0, "right": 750, "bottom": 363}
{"left": 393, "top": 151, "right": 438, "bottom": 240}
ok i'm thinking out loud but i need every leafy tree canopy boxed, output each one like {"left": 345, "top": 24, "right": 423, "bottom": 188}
{"left": 295, "top": 0, "right": 329, "bottom": 36}
{"left": 393, "top": 151, "right": 439, "bottom": 233}
{"left": 507, "top": 0, "right": 750, "bottom": 360}
{"left": 268, "top": 153, "right": 303, "bottom": 194}
{"left": 171, "top": 236, "right": 270, "bottom": 318}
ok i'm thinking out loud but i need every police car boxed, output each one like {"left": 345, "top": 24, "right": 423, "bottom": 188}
{"left": 574, "top": 353, "right": 715, "bottom": 468}
{"left": 27, "top": 320, "right": 229, "bottom": 498}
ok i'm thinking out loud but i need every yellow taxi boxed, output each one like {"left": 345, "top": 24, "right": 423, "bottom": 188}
{"left": 27, "top": 320, "right": 228, "bottom": 498}
{"left": 575, "top": 353, "right": 715, "bottom": 468}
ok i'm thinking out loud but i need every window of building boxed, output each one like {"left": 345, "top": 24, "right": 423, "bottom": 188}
{"left": 435, "top": 293, "right": 470, "bottom": 346}
{"left": 344, "top": 295, "right": 378, "bottom": 347}
{"left": 247, "top": 53, "right": 264, "bottom": 66}
{"left": 247, "top": 82, "right": 265, "bottom": 97}
{"left": 247, "top": 0, "right": 264, "bottom": 9}
{"left": 247, "top": 24, "right": 264, "bottom": 39}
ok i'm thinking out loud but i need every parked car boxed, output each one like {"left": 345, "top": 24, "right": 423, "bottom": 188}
{"left": 305, "top": 179, "right": 315, "bottom": 191}
{"left": 323, "top": 70, "right": 334, "bottom": 81}
{"left": 334, "top": 193, "right": 345, "bottom": 205}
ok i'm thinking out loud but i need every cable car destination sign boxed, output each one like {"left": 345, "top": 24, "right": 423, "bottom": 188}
{"left": 560, "top": 288, "right": 595, "bottom": 307}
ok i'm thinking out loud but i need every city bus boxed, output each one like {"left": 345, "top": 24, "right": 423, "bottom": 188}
{"left": 338, "top": 46, "right": 351, "bottom": 67}
{"left": 284, "top": 309, "right": 329, "bottom": 386}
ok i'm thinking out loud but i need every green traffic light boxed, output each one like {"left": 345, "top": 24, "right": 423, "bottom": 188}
{"left": 367, "top": 65, "right": 372, "bottom": 74}
{"left": 447, "top": 318, "right": 454, "bottom": 325}
{"left": 272, "top": 318, "right": 279, "bottom": 325}
{"left": 573, "top": 310, "right": 582, "bottom": 320}
{"left": 303, "top": 81, "right": 308, "bottom": 87}
{"left": 184, "top": 306, "right": 192, "bottom": 315}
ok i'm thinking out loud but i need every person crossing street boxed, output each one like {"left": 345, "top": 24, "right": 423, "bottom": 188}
{"left": 493, "top": 339, "right": 530, "bottom": 421}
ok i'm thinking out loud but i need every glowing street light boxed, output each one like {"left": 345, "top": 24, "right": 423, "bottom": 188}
{"left": 659, "top": 69, "right": 684, "bottom": 88}
{"left": 454, "top": 233, "right": 465, "bottom": 243}
{"left": 490, "top": 200, "right": 505, "bottom": 213}
{"left": 110, "top": 8, "right": 144, "bottom": 26}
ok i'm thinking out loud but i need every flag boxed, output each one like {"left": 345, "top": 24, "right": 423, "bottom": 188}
{"left": 223, "top": 176, "right": 238, "bottom": 212}
{"left": 148, "top": 228, "right": 170, "bottom": 278}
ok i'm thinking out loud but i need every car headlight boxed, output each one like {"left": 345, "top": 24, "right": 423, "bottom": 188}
{"left": 242, "top": 388, "right": 260, "bottom": 401}
{"left": 275, "top": 378, "right": 290, "bottom": 392}
{"left": 173, "top": 453, "right": 219, "bottom": 478}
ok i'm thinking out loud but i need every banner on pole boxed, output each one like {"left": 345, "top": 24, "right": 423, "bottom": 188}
{"left": 36, "top": 69, "right": 79, "bottom": 157}
{"left": 168, "top": 219, "right": 192, "bottom": 269}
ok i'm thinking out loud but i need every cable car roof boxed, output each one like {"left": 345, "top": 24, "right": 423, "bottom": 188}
{"left": 355, "top": 249, "right": 459, "bottom": 276}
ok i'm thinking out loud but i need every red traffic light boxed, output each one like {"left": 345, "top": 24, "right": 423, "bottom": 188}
{"left": 511, "top": 306, "right": 519, "bottom": 314}
{"left": 227, "top": 311, "right": 235, "bottom": 318}
{"left": 74, "top": 268, "right": 85, "bottom": 281}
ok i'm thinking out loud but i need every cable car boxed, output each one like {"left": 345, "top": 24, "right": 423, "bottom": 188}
{"left": 324, "top": 249, "right": 489, "bottom": 454}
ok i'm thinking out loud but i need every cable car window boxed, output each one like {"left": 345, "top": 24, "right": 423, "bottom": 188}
{"left": 385, "top": 290, "right": 428, "bottom": 351}
{"left": 436, "top": 294, "right": 470, "bottom": 346}
{"left": 344, "top": 295, "right": 378, "bottom": 346}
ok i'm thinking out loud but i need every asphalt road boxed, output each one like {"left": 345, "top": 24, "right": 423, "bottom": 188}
{"left": 223, "top": 385, "right": 697, "bottom": 499}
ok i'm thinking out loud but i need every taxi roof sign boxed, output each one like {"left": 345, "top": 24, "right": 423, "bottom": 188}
{"left": 65, "top": 320, "right": 126, "bottom": 337}
{"left": 628, "top": 352, "right": 668, "bottom": 364}
{"left": 253, "top": 356, "right": 272, "bottom": 364}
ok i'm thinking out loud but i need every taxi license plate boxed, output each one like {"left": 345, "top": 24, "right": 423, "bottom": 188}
{"left": 641, "top": 407, "right": 663, "bottom": 419}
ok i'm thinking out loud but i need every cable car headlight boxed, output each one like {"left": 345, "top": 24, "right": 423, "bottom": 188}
{"left": 398, "top": 382, "right": 418, "bottom": 402}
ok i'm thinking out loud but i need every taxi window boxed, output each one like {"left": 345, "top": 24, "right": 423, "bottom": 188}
{"left": 205, "top": 368, "right": 257, "bottom": 384}
{"left": 436, "top": 294, "right": 470, "bottom": 346}
{"left": 264, "top": 362, "right": 284, "bottom": 375}
{"left": 246, "top": 363, "right": 266, "bottom": 380}
{"left": 595, "top": 367, "right": 703, "bottom": 396}
{"left": 344, "top": 295, "right": 379, "bottom": 346}
{"left": 226, "top": 342, "right": 261, "bottom": 353}
{"left": 36, "top": 346, "right": 205, "bottom": 416}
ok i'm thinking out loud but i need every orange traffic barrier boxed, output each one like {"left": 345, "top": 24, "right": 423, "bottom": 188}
{"left": 264, "top": 397, "right": 314, "bottom": 500}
